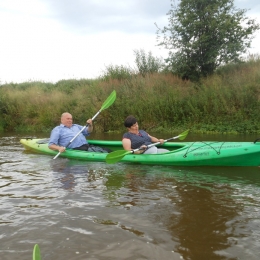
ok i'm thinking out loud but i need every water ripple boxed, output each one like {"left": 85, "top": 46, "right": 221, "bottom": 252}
{"left": 1, "top": 135, "right": 260, "bottom": 259}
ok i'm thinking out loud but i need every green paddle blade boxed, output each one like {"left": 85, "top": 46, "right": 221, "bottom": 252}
{"left": 101, "top": 90, "right": 116, "bottom": 111}
{"left": 178, "top": 129, "right": 189, "bottom": 140}
{"left": 33, "top": 244, "right": 41, "bottom": 260}
{"left": 106, "top": 150, "right": 132, "bottom": 164}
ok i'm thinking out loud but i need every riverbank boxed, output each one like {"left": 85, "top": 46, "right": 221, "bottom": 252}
{"left": 0, "top": 57, "right": 260, "bottom": 134}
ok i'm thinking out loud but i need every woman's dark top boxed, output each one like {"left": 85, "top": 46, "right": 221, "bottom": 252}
{"left": 123, "top": 130, "right": 152, "bottom": 149}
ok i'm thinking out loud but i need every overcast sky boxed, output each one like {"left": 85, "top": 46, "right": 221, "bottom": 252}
{"left": 0, "top": 0, "right": 260, "bottom": 84}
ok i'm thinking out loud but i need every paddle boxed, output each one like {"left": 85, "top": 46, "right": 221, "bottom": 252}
{"left": 33, "top": 244, "right": 41, "bottom": 260}
{"left": 105, "top": 129, "right": 189, "bottom": 164}
{"left": 53, "top": 90, "right": 116, "bottom": 159}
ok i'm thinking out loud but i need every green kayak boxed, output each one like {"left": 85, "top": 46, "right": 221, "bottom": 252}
{"left": 20, "top": 138, "right": 260, "bottom": 166}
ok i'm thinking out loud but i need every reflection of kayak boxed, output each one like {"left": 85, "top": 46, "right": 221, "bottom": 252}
{"left": 20, "top": 138, "right": 260, "bottom": 167}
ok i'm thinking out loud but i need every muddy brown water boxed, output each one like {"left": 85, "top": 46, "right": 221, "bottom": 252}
{"left": 0, "top": 132, "right": 260, "bottom": 260}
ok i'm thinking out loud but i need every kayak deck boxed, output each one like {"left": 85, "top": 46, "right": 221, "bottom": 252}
{"left": 20, "top": 138, "right": 260, "bottom": 166}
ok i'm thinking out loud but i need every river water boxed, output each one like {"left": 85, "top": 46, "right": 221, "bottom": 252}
{"left": 0, "top": 132, "right": 260, "bottom": 260}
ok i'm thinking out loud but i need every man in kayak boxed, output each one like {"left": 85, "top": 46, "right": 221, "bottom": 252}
{"left": 48, "top": 112, "right": 110, "bottom": 153}
{"left": 122, "top": 115, "right": 169, "bottom": 154}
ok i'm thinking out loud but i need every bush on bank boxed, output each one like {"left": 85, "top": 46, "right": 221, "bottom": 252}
{"left": 0, "top": 58, "right": 260, "bottom": 134}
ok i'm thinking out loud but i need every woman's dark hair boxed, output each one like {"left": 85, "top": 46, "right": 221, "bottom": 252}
{"left": 124, "top": 115, "right": 137, "bottom": 128}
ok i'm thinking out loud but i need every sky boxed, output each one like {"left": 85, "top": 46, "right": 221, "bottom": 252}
{"left": 0, "top": 0, "right": 260, "bottom": 84}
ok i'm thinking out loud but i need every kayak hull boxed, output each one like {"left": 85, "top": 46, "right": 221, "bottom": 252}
{"left": 20, "top": 138, "right": 260, "bottom": 167}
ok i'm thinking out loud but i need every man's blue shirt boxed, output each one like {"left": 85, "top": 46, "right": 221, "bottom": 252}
{"left": 48, "top": 124, "right": 90, "bottom": 148}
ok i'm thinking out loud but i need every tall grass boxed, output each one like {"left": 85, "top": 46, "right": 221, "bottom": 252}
{"left": 0, "top": 58, "right": 260, "bottom": 134}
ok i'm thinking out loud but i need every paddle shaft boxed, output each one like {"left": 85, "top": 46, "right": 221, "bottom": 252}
{"left": 137, "top": 129, "right": 189, "bottom": 153}
{"left": 132, "top": 136, "right": 181, "bottom": 153}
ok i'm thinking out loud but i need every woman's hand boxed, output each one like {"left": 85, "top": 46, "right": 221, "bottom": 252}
{"left": 159, "top": 139, "right": 165, "bottom": 144}
{"left": 139, "top": 145, "right": 147, "bottom": 153}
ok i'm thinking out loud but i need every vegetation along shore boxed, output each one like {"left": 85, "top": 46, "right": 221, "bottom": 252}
{"left": 0, "top": 55, "right": 259, "bottom": 135}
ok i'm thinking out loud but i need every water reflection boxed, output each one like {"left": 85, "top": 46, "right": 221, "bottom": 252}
{"left": 102, "top": 165, "right": 260, "bottom": 259}
{"left": 50, "top": 160, "right": 88, "bottom": 191}
{"left": 49, "top": 159, "right": 111, "bottom": 193}
{"left": 163, "top": 177, "right": 240, "bottom": 259}
{"left": 2, "top": 133, "right": 260, "bottom": 259}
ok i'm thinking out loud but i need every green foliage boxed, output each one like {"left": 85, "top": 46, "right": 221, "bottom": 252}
{"left": 156, "top": 0, "right": 260, "bottom": 81}
{"left": 54, "top": 79, "right": 97, "bottom": 94}
{"left": 0, "top": 57, "right": 260, "bottom": 134}
{"left": 0, "top": 81, "right": 54, "bottom": 92}
{"left": 100, "top": 64, "right": 134, "bottom": 81}
{"left": 133, "top": 49, "right": 164, "bottom": 76}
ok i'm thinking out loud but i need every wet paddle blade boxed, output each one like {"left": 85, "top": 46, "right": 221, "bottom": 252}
{"left": 178, "top": 129, "right": 189, "bottom": 140}
{"left": 33, "top": 244, "right": 41, "bottom": 260}
{"left": 106, "top": 150, "right": 132, "bottom": 164}
{"left": 101, "top": 90, "right": 116, "bottom": 111}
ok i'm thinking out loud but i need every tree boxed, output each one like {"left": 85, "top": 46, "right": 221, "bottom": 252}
{"left": 156, "top": 0, "right": 260, "bottom": 81}
{"left": 134, "top": 49, "right": 164, "bottom": 77}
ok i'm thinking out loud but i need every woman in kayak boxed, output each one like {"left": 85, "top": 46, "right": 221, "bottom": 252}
{"left": 48, "top": 112, "right": 111, "bottom": 153}
{"left": 122, "top": 115, "right": 169, "bottom": 154}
